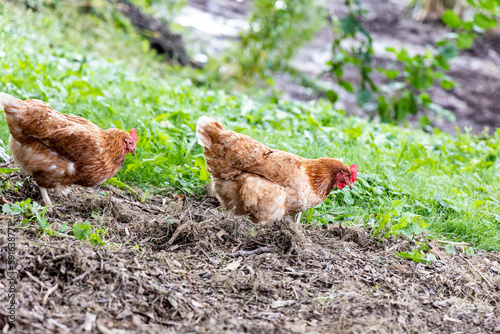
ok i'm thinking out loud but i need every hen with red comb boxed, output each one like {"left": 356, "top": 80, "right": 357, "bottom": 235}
{"left": 196, "top": 116, "right": 358, "bottom": 224}
{"left": 0, "top": 93, "right": 138, "bottom": 206}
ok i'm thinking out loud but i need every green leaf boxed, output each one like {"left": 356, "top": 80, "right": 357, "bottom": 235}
{"left": 418, "top": 116, "right": 431, "bottom": 127}
{"left": 473, "top": 13, "right": 497, "bottom": 30}
{"left": 89, "top": 232, "right": 105, "bottom": 246}
{"left": 457, "top": 32, "right": 474, "bottom": 49}
{"left": 397, "top": 248, "right": 435, "bottom": 264}
{"left": 356, "top": 89, "right": 372, "bottom": 105}
{"left": 377, "top": 68, "right": 398, "bottom": 80}
{"left": 60, "top": 222, "right": 68, "bottom": 233}
{"left": 440, "top": 79, "right": 456, "bottom": 90}
{"left": 473, "top": 200, "right": 485, "bottom": 208}
{"left": 338, "top": 80, "right": 354, "bottom": 93}
{"left": 0, "top": 168, "right": 19, "bottom": 174}
{"left": 425, "top": 253, "right": 437, "bottom": 263}
{"left": 343, "top": 190, "right": 354, "bottom": 205}
{"left": 442, "top": 10, "right": 463, "bottom": 29}
{"left": 374, "top": 212, "right": 391, "bottom": 236}
{"left": 325, "top": 90, "right": 338, "bottom": 103}
{"left": 340, "top": 15, "right": 360, "bottom": 35}
{"left": 106, "top": 177, "right": 138, "bottom": 195}
{"left": 439, "top": 43, "right": 458, "bottom": 60}
{"left": 194, "top": 156, "right": 209, "bottom": 182}
{"left": 392, "top": 200, "right": 405, "bottom": 215}
{"left": 72, "top": 221, "right": 92, "bottom": 240}
{"left": 434, "top": 194, "right": 448, "bottom": 208}
{"left": 2, "top": 204, "right": 11, "bottom": 214}
{"left": 444, "top": 244, "right": 456, "bottom": 255}
{"left": 38, "top": 217, "right": 50, "bottom": 230}
{"left": 11, "top": 204, "right": 22, "bottom": 215}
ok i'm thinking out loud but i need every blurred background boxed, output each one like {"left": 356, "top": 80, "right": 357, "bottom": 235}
{"left": 133, "top": 0, "right": 500, "bottom": 134}
{"left": 4, "top": 0, "right": 500, "bottom": 134}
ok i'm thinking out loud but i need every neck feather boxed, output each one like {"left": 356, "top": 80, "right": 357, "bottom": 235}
{"left": 306, "top": 158, "right": 349, "bottom": 199}
{"left": 103, "top": 129, "right": 129, "bottom": 155}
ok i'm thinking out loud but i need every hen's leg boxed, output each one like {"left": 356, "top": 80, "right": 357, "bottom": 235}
{"left": 295, "top": 212, "right": 303, "bottom": 225}
{"left": 39, "top": 187, "right": 52, "bottom": 206}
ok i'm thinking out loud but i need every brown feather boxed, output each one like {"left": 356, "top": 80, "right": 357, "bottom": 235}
{"left": 2, "top": 94, "right": 133, "bottom": 190}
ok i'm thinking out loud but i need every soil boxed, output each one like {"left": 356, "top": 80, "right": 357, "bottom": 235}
{"left": 175, "top": 0, "right": 500, "bottom": 134}
{"left": 1, "top": 172, "right": 499, "bottom": 333}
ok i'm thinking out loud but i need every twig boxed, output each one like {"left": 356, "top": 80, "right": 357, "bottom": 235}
{"left": 1, "top": 174, "right": 18, "bottom": 183}
{"left": 459, "top": 255, "right": 494, "bottom": 287}
{"left": 230, "top": 246, "right": 273, "bottom": 257}
{"left": 1, "top": 196, "right": 13, "bottom": 205}
{"left": 72, "top": 269, "right": 93, "bottom": 282}
{"left": 96, "top": 321, "right": 113, "bottom": 334}
{"left": 437, "top": 239, "right": 470, "bottom": 246}
{"left": 25, "top": 271, "right": 48, "bottom": 288}
{"left": 42, "top": 282, "right": 59, "bottom": 306}
{"left": 176, "top": 186, "right": 188, "bottom": 210}
{"left": 114, "top": 191, "right": 166, "bottom": 214}
{"left": 168, "top": 221, "right": 190, "bottom": 245}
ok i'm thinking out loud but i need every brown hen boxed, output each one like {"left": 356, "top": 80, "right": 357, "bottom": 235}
{"left": 0, "top": 93, "right": 138, "bottom": 206}
{"left": 196, "top": 116, "right": 357, "bottom": 223}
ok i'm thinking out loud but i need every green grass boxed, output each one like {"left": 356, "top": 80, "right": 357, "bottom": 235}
{"left": 0, "top": 2, "right": 499, "bottom": 251}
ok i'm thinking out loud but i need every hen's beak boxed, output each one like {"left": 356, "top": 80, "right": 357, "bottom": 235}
{"left": 347, "top": 181, "right": 353, "bottom": 189}
{"left": 131, "top": 149, "right": 136, "bottom": 156}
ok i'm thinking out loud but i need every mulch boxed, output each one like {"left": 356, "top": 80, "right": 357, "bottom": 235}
{"left": 0, "top": 173, "right": 499, "bottom": 333}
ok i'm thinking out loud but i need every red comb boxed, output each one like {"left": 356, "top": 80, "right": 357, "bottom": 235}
{"left": 350, "top": 164, "right": 358, "bottom": 183}
{"left": 130, "top": 128, "right": 138, "bottom": 143}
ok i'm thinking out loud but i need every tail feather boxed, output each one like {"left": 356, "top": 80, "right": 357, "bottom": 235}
{"left": 0, "top": 93, "right": 25, "bottom": 115}
{"left": 196, "top": 116, "right": 224, "bottom": 149}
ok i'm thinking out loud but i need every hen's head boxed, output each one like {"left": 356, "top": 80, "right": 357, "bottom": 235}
{"left": 336, "top": 164, "right": 358, "bottom": 189}
{"left": 124, "top": 128, "right": 138, "bottom": 156}
{"left": 307, "top": 159, "right": 358, "bottom": 199}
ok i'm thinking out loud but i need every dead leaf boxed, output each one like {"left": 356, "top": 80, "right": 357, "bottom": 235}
{"left": 216, "top": 229, "right": 228, "bottom": 241}
{"left": 191, "top": 299, "right": 204, "bottom": 308}
{"left": 271, "top": 300, "right": 297, "bottom": 309}
{"left": 223, "top": 260, "right": 241, "bottom": 271}
{"left": 83, "top": 313, "right": 96, "bottom": 332}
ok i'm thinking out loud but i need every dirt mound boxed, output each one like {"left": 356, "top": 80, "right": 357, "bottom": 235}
{"left": 1, "top": 175, "right": 499, "bottom": 333}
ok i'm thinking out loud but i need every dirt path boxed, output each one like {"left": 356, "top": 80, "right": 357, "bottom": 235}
{"left": 1, "top": 173, "right": 499, "bottom": 333}
{"left": 173, "top": 0, "right": 500, "bottom": 134}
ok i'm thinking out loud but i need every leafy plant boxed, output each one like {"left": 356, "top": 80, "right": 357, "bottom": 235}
{"left": 2, "top": 199, "right": 50, "bottom": 232}
{"left": 326, "top": 0, "right": 374, "bottom": 105}
{"left": 2, "top": 198, "right": 105, "bottom": 245}
{"left": 72, "top": 221, "right": 106, "bottom": 246}
{"left": 106, "top": 177, "right": 139, "bottom": 196}
{"left": 371, "top": 200, "right": 430, "bottom": 239}
{"left": 397, "top": 247, "right": 437, "bottom": 264}
{"left": 441, "top": 0, "right": 500, "bottom": 49}
{"left": 239, "top": 0, "right": 324, "bottom": 81}
{"left": 327, "top": 0, "right": 500, "bottom": 124}
{"left": 326, "top": 0, "right": 458, "bottom": 124}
